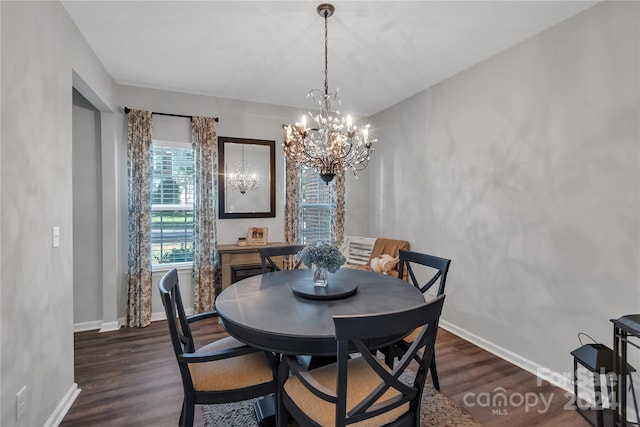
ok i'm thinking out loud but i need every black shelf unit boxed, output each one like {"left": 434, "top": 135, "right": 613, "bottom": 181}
{"left": 612, "top": 315, "right": 640, "bottom": 427}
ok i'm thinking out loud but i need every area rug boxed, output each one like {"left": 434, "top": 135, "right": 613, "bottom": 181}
{"left": 203, "top": 381, "right": 480, "bottom": 427}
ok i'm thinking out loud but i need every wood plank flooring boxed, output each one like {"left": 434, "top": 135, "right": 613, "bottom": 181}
{"left": 61, "top": 320, "right": 590, "bottom": 427}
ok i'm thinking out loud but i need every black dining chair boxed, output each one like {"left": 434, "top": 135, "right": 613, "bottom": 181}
{"left": 384, "top": 249, "right": 451, "bottom": 390}
{"left": 258, "top": 244, "right": 306, "bottom": 273}
{"left": 278, "top": 295, "right": 446, "bottom": 427}
{"left": 158, "top": 268, "right": 277, "bottom": 427}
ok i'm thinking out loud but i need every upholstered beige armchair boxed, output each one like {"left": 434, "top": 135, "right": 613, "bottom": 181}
{"left": 352, "top": 237, "right": 410, "bottom": 279}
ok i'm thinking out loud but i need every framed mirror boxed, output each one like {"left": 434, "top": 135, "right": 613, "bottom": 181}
{"left": 218, "top": 137, "right": 275, "bottom": 219}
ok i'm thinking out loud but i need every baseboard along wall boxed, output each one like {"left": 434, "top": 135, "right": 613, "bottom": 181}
{"left": 439, "top": 319, "right": 573, "bottom": 394}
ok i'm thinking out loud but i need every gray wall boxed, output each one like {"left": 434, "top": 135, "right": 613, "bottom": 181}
{"left": 370, "top": 0, "right": 639, "bottom": 384}
{"left": 72, "top": 89, "right": 103, "bottom": 326}
{"left": 1, "top": 1, "right": 114, "bottom": 426}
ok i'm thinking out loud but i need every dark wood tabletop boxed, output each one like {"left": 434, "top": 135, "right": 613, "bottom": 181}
{"left": 215, "top": 268, "right": 425, "bottom": 355}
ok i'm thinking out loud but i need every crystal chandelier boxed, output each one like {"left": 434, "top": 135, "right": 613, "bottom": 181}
{"left": 227, "top": 145, "right": 259, "bottom": 195}
{"left": 283, "top": 3, "right": 375, "bottom": 184}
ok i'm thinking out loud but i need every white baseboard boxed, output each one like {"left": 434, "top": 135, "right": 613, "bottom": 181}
{"left": 73, "top": 320, "right": 103, "bottom": 333}
{"left": 73, "top": 320, "right": 122, "bottom": 333}
{"left": 151, "top": 308, "right": 194, "bottom": 322}
{"left": 75, "top": 310, "right": 196, "bottom": 334}
{"left": 44, "top": 383, "right": 80, "bottom": 427}
{"left": 439, "top": 319, "right": 573, "bottom": 394}
{"left": 151, "top": 311, "right": 167, "bottom": 322}
{"left": 99, "top": 320, "right": 122, "bottom": 333}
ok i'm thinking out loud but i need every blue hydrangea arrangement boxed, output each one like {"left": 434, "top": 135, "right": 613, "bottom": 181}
{"left": 296, "top": 241, "right": 346, "bottom": 273}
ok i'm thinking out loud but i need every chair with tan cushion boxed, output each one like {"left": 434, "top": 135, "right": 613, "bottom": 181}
{"left": 383, "top": 249, "right": 451, "bottom": 390}
{"left": 278, "top": 295, "right": 446, "bottom": 427}
{"left": 159, "top": 268, "right": 276, "bottom": 427}
{"left": 353, "top": 237, "right": 410, "bottom": 279}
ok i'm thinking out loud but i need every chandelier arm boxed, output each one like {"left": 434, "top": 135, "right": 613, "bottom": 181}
{"left": 301, "top": 145, "right": 324, "bottom": 163}
{"left": 286, "top": 127, "right": 336, "bottom": 166}
{"left": 340, "top": 140, "right": 353, "bottom": 159}
{"left": 300, "top": 135, "right": 332, "bottom": 163}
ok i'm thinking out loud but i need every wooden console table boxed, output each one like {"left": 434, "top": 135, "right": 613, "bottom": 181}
{"left": 218, "top": 242, "right": 287, "bottom": 290}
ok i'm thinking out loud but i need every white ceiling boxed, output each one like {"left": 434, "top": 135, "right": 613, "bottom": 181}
{"left": 62, "top": 0, "right": 599, "bottom": 116}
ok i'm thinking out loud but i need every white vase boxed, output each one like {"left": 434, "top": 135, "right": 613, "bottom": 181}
{"left": 312, "top": 264, "right": 328, "bottom": 287}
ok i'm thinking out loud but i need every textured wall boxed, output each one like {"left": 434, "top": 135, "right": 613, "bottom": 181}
{"left": 72, "top": 89, "right": 103, "bottom": 325}
{"left": 370, "top": 0, "right": 639, "bottom": 378}
{"left": 1, "top": 1, "right": 114, "bottom": 426}
{"left": 1, "top": 3, "right": 74, "bottom": 424}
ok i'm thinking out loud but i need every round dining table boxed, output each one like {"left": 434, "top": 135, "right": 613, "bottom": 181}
{"left": 215, "top": 267, "right": 425, "bottom": 356}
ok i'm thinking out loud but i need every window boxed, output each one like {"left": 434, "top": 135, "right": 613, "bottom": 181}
{"left": 151, "top": 141, "right": 194, "bottom": 266}
{"left": 299, "top": 167, "right": 332, "bottom": 244}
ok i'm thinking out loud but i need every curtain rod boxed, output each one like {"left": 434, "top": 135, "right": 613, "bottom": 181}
{"left": 123, "top": 106, "right": 219, "bottom": 122}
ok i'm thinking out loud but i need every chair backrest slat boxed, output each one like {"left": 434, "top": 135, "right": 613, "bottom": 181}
{"left": 398, "top": 249, "right": 451, "bottom": 296}
{"left": 258, "top": 245, "right": 306, "bottom": 273}
{"left": 159, "top": 268, "right": 195, "bottom": 357}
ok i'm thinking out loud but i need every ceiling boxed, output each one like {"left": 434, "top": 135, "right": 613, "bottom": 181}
{"left": 62, "top": 1, "right": 599, "bottom": 117}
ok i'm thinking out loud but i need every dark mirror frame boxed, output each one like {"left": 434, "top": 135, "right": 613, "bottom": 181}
{"left": 218, "top": 136, "right": 276, "bottom": 219}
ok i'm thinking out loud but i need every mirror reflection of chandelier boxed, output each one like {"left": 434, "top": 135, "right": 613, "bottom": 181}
{"left": 283, "top": 3, "right": 375, "bottom": 184}
{"left": 227, "top": 145, "right": 259, "bottom": 195}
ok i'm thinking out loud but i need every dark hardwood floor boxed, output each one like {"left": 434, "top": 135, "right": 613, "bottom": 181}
{"left": 61, "top": 319, "right": 589, "bottom": 427}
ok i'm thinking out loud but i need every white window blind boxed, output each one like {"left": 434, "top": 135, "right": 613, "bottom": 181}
{"left": 151, "top": 141, "right": 195, "bottom": 265}
{"left": 299, "top": 168, "right": 332, "bottom": 244}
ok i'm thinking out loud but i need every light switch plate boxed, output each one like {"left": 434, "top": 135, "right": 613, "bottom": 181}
{"left": 52, "top": 226, "right": 60, "bottom": 248}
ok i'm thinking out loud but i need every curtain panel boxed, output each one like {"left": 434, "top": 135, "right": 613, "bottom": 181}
{"left": 126, "top": 109, "right": 153, "bottom": 328}
{"left": 331, "top": 171, "right": 345, "bottom": 246}
{"left": 192, "top": 116, "right": 220, "bottom": 313}
{"left": 283, "top": 159, "right": 302, "bottom": 270}
{"left": 284, "top": 158, "right": 301, "bottom": 245}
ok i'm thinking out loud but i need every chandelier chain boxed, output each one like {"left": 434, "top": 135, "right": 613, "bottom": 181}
{"left": 324, "top": 10, "right": 329, "bottom": 98}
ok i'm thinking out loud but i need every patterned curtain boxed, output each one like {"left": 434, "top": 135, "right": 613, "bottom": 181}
{"left": 192, "top": 116, "right": 219, "bottom": 313}
{"left": 126, "top": 109, "right": 153, "bottom": 328}
{"left": 330, "top": 170, "right": 345, "bottom": 247}
{"left": 283, "top": 159, "right": 302, "bottom": 270}
{"left": 284, "top": 158, "right": 302, "bottom": 246}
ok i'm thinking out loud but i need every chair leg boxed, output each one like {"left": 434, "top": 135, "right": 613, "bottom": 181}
{"left": 179, "top": 398, "right": 185, "bottom": 426}
{"left": 384, "top": 345, "right": 395, "bottom": 368}
{"left": 276, "top": 358, "right": 290, "bottom": 427}
{"left": 430, "top": 355, "right": 440, "bottom": 391}
{"left": 182, "top": 397, "right": 195, "bottom": 427}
